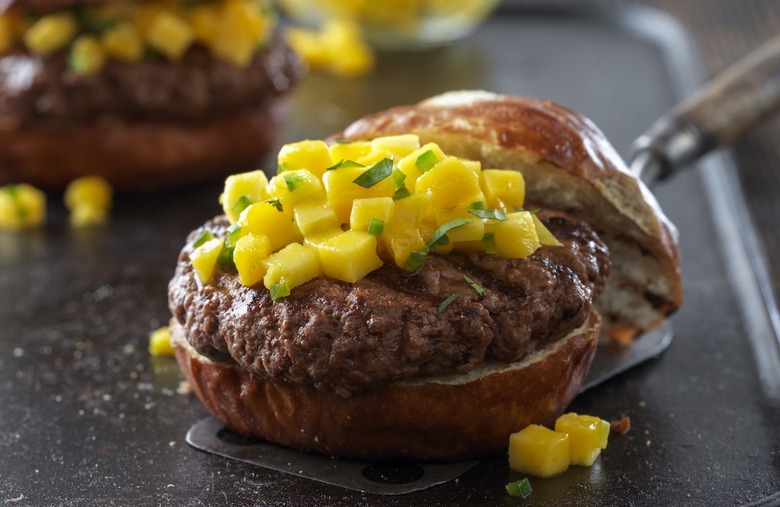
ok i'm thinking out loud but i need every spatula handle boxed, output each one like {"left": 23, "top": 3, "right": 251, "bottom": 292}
{"left": 632, "top": 35, "right": 780, "bottom": 179}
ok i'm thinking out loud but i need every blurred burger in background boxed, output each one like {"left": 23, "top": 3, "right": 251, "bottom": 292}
{"left": 0, "top": 0, "right": 302, "bottom": 191}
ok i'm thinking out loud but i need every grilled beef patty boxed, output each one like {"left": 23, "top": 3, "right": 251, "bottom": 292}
{"left": 0, "top": 35, "right": 300, "bottom": 125}
{"left": 168, "top": 212, "right": 610, "bottom": 397}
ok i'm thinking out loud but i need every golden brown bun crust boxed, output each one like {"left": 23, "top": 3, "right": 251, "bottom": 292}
{"left": 171, "top": 313, "right": 599, "bottom": 462}
{"left": 0, "top": 102, "right": 287, "bottom": 192}
{"left": 341, "top": 91, "right": 683, "bottom": 343}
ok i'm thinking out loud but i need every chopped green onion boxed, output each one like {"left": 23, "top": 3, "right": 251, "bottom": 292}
{"left": 391, "top": 168, "right": 407, "bottom": 187}
{"left": 463, "top": 275, "right": 486, "bottom": 298}
{"left": 232, "top": 195, "right": 253, "bottom": 216}
{"left": 505, "top": 478, "right": 532, "bottom": 499}
{"left": 415, "top": 149, "right": 439, "bottom": 173}
{"left": 426, "top": 218, "right": 470, "bottom": 251}
{"left": 403, "top": 251, "right": 427, "bottom": 272}
{"left": 469, "top": 208, "right": 508, "bottom": 221}
{"left": 216, "top": 239, "right": 235, "bottom": 269}
{"left": 269, "top": 281, "right": 290, "bottom": 300}
{"left": 353, "top": 158, "right": 393, "bottom": 188}
{"left": 277, "top": 162, "right": 292, "bottom": 174}
{"left": 469, "top": 201, "right": 485, "bottom": 210}
{"left": 331, "top": 139, "right": 352, "bottom": 144}
{"left": 437, "top": 292, "right": 461, "bottom": 313}
{"left": 481, "top": 232, "right": 497, "bottom": 254}
{"left": 392, "top": 187, "right": 412, "bottom": 201}
{"left": 284, "top": 172, "right": 305, "bottom": 192}
{"left": 267, "top": 198, "right": 284, "bottom": 212}
{"left": 326, "top": 159, "right": 365, "bottom": 171}
{"left": 192, "top": 230, "right": 214, "bottom": 248}
{"left": 367, "top": 218, "right": 385, "bottom": 236}
{"left": 225, "top": 224, "right": 243, "bottom": 247}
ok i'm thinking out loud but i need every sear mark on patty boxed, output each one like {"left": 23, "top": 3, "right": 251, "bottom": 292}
{"left": 168, "top": 211, "right": 610, "bottom": 397}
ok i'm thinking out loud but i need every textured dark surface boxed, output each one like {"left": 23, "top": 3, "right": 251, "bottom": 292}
{"left": 1, "top": 4, "right": 779, "bottom": 507}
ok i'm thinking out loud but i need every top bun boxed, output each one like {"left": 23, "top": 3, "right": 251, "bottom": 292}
{"left": 342, "top": 90, "right": 683, "bottom": 343}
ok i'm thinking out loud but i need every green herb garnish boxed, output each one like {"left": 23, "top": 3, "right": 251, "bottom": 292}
{"left": 216, "top": 239, "right": 235, "bottom": 270}
{"left": 192, "top": 230, "right": 214, "bottom": 248}
{"left": 391, "top": 169, "right": 407, "bottom": 187}
{"left": 392, "top": 187, "right": 412, "bottom": 201}
{"left": 481, "top": 232, "right": 497, "bottom": 254}
{"left": 469, "top": 208, "right": 508, "bottom": 221}
{"left": 269, "top": 281, "right": 290, "bottom": 300}
{"left": 415, "top": 149, "right": 439, "bottom": 173}
{"left": 326, "top": 159, "right": 365, "bottom": 171}
{"left": 231, "top": 195, "right": 253, "bottom": 216}
{"left": 367, "top": 218, "right": 385, "bottom": 236}
{"left": 463, "top": 275, "right": 486, "bottom": 298}
{"left": 284, "top": 172, "right": 306, "bottom": 192}
{"left": 267, "top": 198, "right": 284, "bottom": 212}
{"left": 505, "top": 478, "right": 532, "bottom": 499}
{"left": 469, "top": 201, "right": 485, "bottom": 210}
{"left": 403, "top": 251, "right": 427, "bottom": 272}
{"left": 438, "top": 292, "right": 461, "bottom": 313}
{"left": 426, "top": 218, "right": 470, "bottom": 251}
{"left": 277, "top": 162, "right": 292, "bottom": 174}
{"left": 353, "top": 158, "right": 393, "bottom": 188}
{"left": 225, "top": 224, "right": 243, "bottom": 248}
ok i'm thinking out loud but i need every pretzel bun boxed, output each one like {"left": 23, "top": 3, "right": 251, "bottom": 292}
{"left": 171, "top": 313, "right": 599, "bottom": 462}
{"left": 341, "top": 90, "right": 683, "bottom": 343}
{"left": 0, "top": 103, "right": 287, "bottom": 192}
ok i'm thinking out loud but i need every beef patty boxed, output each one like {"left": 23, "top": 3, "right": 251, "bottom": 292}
{"left": 168, "top": 211, "right": 610, "bottom": 398}
{"left": 0, "top": 34, "right": 300, "bottom": 125}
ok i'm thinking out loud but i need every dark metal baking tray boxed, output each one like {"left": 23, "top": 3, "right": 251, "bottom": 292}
{"left": 1, "top": 5, "right": 779, "bottom": 506}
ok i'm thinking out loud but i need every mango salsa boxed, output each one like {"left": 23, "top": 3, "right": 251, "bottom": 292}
{"left": 0, "top": 184, "right": 46, "bottom": 231}
{"left": 148, "top": 326, "right": 174, "bottom": 356}
{"left": 554, "top": 413, "right": 610, "bottom": 466}
{"left": 508, "top": 424, "right": 570, "bottom": 479}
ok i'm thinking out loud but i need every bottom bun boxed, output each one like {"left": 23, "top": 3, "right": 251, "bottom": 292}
{"left": 0, "top": 101, "right": 288, "bottom": 192}
{"left": 172, "top": 312, "right": 600, "bottom": 462}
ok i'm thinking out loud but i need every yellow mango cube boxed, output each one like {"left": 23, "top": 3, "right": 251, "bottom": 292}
{"left": 329, "top": 140, "right": 372, "bottom": 164}
{"left": 263, "top": 242, "right": 321, "bottom": 291}
{"left": 148, "top": 326, "right": 174, "bottom": 356}
{"left": 382, "top": 220, "right": 427, "bottom": 269}
{"left": 278, "top": 140, "right": 334, "bottom": 179}
{"left": 211, "top": 19, "right": 254, "bottom": 66}
{"left": 323, "top": 164, "right": 396, "bottom": 224}
{"left": 396, "top": 142, "right": 446, "bottom": 182}
{"left": 233, "top": 233, "right": 272, "bottom": 287}
{"left": 462, "top": 159, "right": 482, "bottom": 175}
{"left": 145, "top": 11, "right": 194, "bottom": 60}
{"left": 313, "top": 230, "right": 382, "bottom": 283}
{"left": 0, "top": 15, "right": 12, "bottom": 53}
{"left": 509, "top": 424, "right": 570, "bottom": 478}
{"left": 221, "top": 0, "right": 268, "bottom": 42}
{"left": 370, "top": 134, "right": 420, "bottom": 159}
{"left": 415, "top": 156, "right": 484, "bottom": 210}
{"left": 64, "top": 175, "right": 112, "bottom": 212}
{"left": 102, "top": 22, "right": 143, "bottom": 62}
{"left": 481, "top": 169, "right": 526, "bottom": 211}
{"left": 266, "top": 169, "right": 325, "bottom": 205}
{"left": 433, "top": 208, "right": 484, "bottom": 243}
{"left": 69, "top": 35, "right": 106, "bottom": 74}
{"left": 393, "top": 192, "right": 430, "bottom": 224}
{"left": 285, "top": 26, "right": 329, "bottom": 68}
{"left": 221, "top": 170, "right": 269, "bottom": 223}
{"left": 187, "top": 5, "right": 219, "bottom": 45}
{"left": 293, "top": 202, "right": 340, "bottom": 237}
{"left": 238, "top": 200, "right": 302, "bottom": 252}
{"left": 350, "top": 197, "right": 394, "bottom": 233}
{"left": 0, "top": 184, "right": 46, "bottom": 231}
{"left": 489, "top": 211, "right": 540, "bottom": 259}
{"left": 24, "top": 13, "right": 77, "bottom": 54}
{"left": 555, "top": 413, "right": 610, "bottom": 466}
{"left": 533, "top": 214, "right": 563, "bottom": 247}
{"left": 190, "top": 237, "right": 224, "bottom": 284}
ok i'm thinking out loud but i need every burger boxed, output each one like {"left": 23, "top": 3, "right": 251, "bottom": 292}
{"left": 0, "top": 0, "right": 302, "bottom": 191}
{"left": 167, "top": 91, "right": 683, "bottom": 462}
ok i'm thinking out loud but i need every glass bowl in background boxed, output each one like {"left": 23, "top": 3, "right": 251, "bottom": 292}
{"left": 277, "top": 0, "right": 501, "bottom": 50}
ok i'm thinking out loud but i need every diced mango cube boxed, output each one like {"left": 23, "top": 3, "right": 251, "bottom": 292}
{"left": 294, "top": 202, "right": 340, "bottom": 237}
{"left": 350, "top": 197, "right": 394, "bottom": 233}
{"left": 278, "top": 140, "right": 334, "bottom": 179}
{"left": 509, "top": 424, "right": 570, "bottom": 478}
{"left": 396, "top": 142, "right": 446, "bottom": 182}
{"left": 187, "top": 5, "right": 219, "bottom": 45}
{"left": 489, "top": 211, "right": 540, "bottom": 259}
{"left": 555, "top": 413, "right": 610, "bottom": 466}
{"left": 481, "top": 169, "right": 525, "bottom": 211}
{"left": 393, "top": 192, "right": 430, "bottom": 224}
{"left": 24, "top": 13, "right": 77, "bottom": 54}
{"left": 532, "top": 214, "right": 562, "bottom": 247}
{"left": 263, "top": 242, "right": 321, "bottom": 290}
{"left": 370, "top": 134, "right": 420, "bottom": 159}
{"left": 238, "top": 200, "right": 302, "bottom": 252}
{"left": 69, "top": 35, "right": 105, "bottom": 74}
{"left": 0, "top": 184, "right": 46, "bottom": 231}
{"left": 145, "top": 11, "right": 194, "bottom": 60}
{"left": 285, "top": 26, "right": 330, "bottom": 68}
{"left": 267, "top": 169, "right": 325, "bottom": 205}
{"left": 382, "top": 220, "right": 427, "bottom": 269}
{"left": 233, "top": 233, "right": 272, "bottom": 287}
{"left": 313, "top": 230, "right": 382, "bottom": 283}
{"left": 221, "top": 170, "right": 269, "bottom": 223}
{"left": 433, "top": 208, "right": 484, "bottom": 243}
{"left": 190, "top": 237, "right": 224, "bottom": 284}
{"left": 102, "top": 22, "right": 143, "bottom": 62}
{"left": 415, "top": 156, "right": 484, "bottom": 210}
{"left": 328, "top": 140, "right": 372, "bottom": 164}
{"left": 462, "top": 159, "right": 482, "bottom": 175}
{"left": 221, "top": 0, "right": 269, "bottom": 42}
{"left": 211, "top": 18, "right": 254, "bottom": 67}
{"left": 148, "top": 326, "right": 174, "bottom": 356}
{"left": 64, "top": 175, "right": 113, "bottom": 213}
{"left": 323, "top": 165, "right": 396, "bottom": 224}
